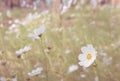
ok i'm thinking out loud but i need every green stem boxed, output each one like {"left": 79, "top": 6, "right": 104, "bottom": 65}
{"left": 40, "top": 37, "right": 49, "bottom": 81}
{"left": 93, "top": 61, "right": 101, "bottom": 81}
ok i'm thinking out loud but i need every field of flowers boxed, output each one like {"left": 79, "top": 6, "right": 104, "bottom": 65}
{"left": 0, "top": 7, "right": 120, "bottom": 81}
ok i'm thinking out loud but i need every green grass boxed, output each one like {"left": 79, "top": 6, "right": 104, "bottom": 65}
{"left": 0, "top": 7, "right": 120, "bottom": 81}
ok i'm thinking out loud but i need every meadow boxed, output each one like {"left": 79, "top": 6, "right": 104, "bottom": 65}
{"left": 0, "top": 6, "right": 120, "bottom": 81}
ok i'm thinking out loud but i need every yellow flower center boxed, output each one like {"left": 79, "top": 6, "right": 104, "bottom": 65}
{"left": 87, "top": 53, "right": 92, "bottom": 60}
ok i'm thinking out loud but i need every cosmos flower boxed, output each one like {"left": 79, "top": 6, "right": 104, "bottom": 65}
{"left": 28, "top": 25, "right": 46, "bottom": 40}
{"left": 68, "top": 64, "right": 78, "bottom": 73}
{"left": 78, "top": 44, "right": 97, "bottom": 67}
{"left": 28, "top": 67, "right": 43, "bottom": 77}
{"left": 16, "top": 46, "right": 31, "bottom": 56}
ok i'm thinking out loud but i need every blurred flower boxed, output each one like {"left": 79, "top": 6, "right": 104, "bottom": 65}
{"left": 28, "top": 25, "right": 46, "bottom": 40}
{"left": 6, "top": 23, "right": 20, "bottom": 38}
{"left": 28, "top": 67, "right": 43, "bottom": 77}
{"left": 60, "top": 79, "right": 64, "bottom": 81}
{"left": 0, "top": 77, "right": 6, "bottom": 81}
{"left": 116, "top": 63, "right": 120, "bottom": 68}
{"left": 75, "top": 4, "right": 80, "bottom": 10}
{"left": 14, "top": 19, "right": 21, "bottom": 24}
{"left": 61, "top": 5, "right": 69, "bottom": 14}
{"left": 21, "top": 12, "right": 41, "bottom": 26}
{"left": 61, "top": 0, "right": 73, "bottom": 14}
{"left": 68, "top": 64, "right": 78, "bottom": 73}
{"left": 0, "top": 12, "right": 2, "bottom": 17}
{"left": 90, "top": 0, "right": 101, "bottom": 9}
{"left": 67, "top": 0, "right": 73, "bottom": 8}
{"left": 40, "top": 10, "right": 49, "bottom": 15}
{"left": 94, "top": 76, "right": 99, "bottom": 81}
{"left": 78, "top": 44, "right": 97, "bottom": 67}
{"left": 80, "top": 0, "right": 85, "bottom": 5}
{"left": 103, "top": 57, "right": 112, "bottom": 66}
{"left": 65, "top": 49, "right": 71, "bottom": 54}
{"left": 16, "top": 46, "right": 31, "bottom": 56}
{"left": 90, "top": 21, "right": 96, "bottom": 25}
{"left": 52, "top": 27, "right": 63, "bottom": 32}
{"left": 100, "top": 52, "right": 112, "bottom": 66}
{"left": 8, "top": 20, "right": 13, "bottom": 24}
{"left": 80, "top": 74, "right": 86, "bottom": 78}
{"left": 6, "top": 10, "right": 11, "bottom": 17}
{"left": 0, "top": 24, "right": 4, "bottom": 28}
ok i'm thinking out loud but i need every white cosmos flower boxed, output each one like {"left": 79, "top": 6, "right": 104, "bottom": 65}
{"left": 28, "top": 67, "right": 43, "bottom": 77}
{"left": 28, "top": 25, "right": 46, "bottom": 40}
{"left": 78, "top": 44, "right": 97, "bottom": 67}
{"left": 16, "top": 46, "right": 31, "bottom": 56}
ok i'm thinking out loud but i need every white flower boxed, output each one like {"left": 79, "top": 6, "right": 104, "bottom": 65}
{"left": 0, "top": 12, "right": 2, "bottom": 17}
{"left": 16, "top": 49, "right": 23, "bottom": 55}
{"left": 80, "top": 0, "right": 85, "bottom": 5}
{"left": 6, "top": 10, "right": 11, "bottom": 17}
{"left": 80, "top": 74, "right": 86, "bottom": 78}
{"left": 28, "top": 67, "right": 43, "bottom": 77}
{"left": 23, "top": 46, "right": 31, "bottom": 51}
{"left": 68, "top": 64, "right": 78, "bottom": 73}
{"left": 90, "top": 0, "right": 101, "bottom": 9}
{"left": 65, "top": 49, "right": 71, "bottom": 54}
{"left": 28, "top": 25, "right": 46, "bottom": 40}
{"left": 78, "top": 44, "right": 97, "bottom": 67}
{"left": 0, "top": 77, "right": 6, "bottom": 81}
{"left": 16, "top": 46, "right": 31, "bottom": 56}
{"left": 61, "top": 5, "right": 69, "bottom": 14}
{"left": 94, "top": 76, "right": 99, "bottom": 81}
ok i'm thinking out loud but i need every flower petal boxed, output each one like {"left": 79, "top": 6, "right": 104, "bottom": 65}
{"left": 79, "top": 60, "right": 92, "bottom": 67}
{"left": 78, "top": 61, "right": 89, "bottom": 67}
{"left": 87, "top": 44, "right": 97, "bottom": 54}
{"left": 78, "top": 54, "right": 86, "bottom": 61}
{"left": 81, "top": 47, "right": 88, "bottom": 54}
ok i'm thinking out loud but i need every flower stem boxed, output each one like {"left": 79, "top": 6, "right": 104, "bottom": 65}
{"left": 40, "top": 37, "right": 49, "bottom": 81}
{"left": 93, "top": 61, "right": 101, "bottom": 81}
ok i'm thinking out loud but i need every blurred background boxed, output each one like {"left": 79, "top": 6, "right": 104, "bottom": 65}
{"left": 0, "top": 0, "right": 120, "bottom": 81}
